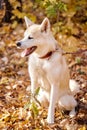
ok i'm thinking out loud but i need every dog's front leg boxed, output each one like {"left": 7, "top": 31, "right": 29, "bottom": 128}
{"left": 31, "top": 79, "right": 38, "bottom": 94}
{"left": 47, "top": 84, "right": 58, "bottom": 124}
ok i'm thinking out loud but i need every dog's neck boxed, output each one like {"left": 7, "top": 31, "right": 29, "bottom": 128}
{"left": 39, "top": 47, "right": 61, "bottom": 60}
{"left": 39, "top": 51, "right": 53, "bottom": 59}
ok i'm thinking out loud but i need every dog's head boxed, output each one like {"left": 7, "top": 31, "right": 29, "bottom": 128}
{"left": 17, "top": 16, "right": 56, "bottom": 57}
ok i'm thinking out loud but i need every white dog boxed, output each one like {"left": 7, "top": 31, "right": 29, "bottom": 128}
{"left": 17, "top": 17, "right": 79, "bottom": 124}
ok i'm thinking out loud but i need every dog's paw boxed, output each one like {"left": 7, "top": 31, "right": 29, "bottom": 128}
{"left": 69, "top": 108, "right": 76, "bottom": 118}
{"left": 47, "top": 116, "right": 54, "bottom": 124}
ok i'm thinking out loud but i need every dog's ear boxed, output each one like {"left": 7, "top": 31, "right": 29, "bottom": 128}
{"left": 40, "top": 18, "right": 50, "bottom": 33}
{"left": 24, "top": 16, "right": 33, "bottom": 28}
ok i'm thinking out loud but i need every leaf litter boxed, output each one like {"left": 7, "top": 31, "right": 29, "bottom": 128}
{"left": 0, "top": 23, "right": 87, "bottom": 130}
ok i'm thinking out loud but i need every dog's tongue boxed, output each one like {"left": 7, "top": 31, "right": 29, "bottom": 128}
{"left": 21, "top": 46, "right": 37, "bottom": 57}
{"left": 21, "top": 49, "right": 29, "bottom": 57}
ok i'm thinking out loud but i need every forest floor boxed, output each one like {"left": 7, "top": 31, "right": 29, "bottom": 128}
{"left": 0, "top": 22, "right": 87, "bottom": 130}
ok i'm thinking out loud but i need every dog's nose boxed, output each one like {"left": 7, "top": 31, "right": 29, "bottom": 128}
{"left": 17, "top": 42, "right": 21, "bottom": 46}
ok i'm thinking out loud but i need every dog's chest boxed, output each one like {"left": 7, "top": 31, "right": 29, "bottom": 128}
{"left": 29, "top": 53, "right": 61, "bottom": 80}
{"left": 29, "top": 55, "right": 51, "bottom": 90}
{"left": 29, "top": 54, "right": 44, "bottom": 71}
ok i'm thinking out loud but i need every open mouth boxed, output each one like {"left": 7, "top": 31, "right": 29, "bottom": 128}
{"left": 21, "top": 46, "right": 37, "bottom": 57}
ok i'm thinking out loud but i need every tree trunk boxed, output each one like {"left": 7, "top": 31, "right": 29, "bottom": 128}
{"left": 0, "top": 0, "right": 5, "bottom": 25}
{"left": 0, "top": 0, "right": 22, "bottom": 23}
{"left": 2, "top": 0, "right": 12, "bottom": 22}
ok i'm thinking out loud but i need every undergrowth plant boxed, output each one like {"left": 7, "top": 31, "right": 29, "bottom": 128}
{"left": 24, "top": 87, "right": 40, "bottom": 118}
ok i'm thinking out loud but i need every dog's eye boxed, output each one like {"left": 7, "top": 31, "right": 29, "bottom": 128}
{"left": 28, "top": 36, "right": 33, "bottom": 39}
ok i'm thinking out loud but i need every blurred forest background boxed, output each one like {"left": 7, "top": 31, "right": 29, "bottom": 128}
{"left": 0, "top": 0, "right": 87, "bottom": 129}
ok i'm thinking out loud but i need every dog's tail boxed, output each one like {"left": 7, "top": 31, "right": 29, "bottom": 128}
{"left": 69, "top": 79, "right": 80, "bottom": 95}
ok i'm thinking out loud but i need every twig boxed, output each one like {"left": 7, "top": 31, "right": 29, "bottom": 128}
{"left": 63, "top": 49, "right": 87, "bottom": 55}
